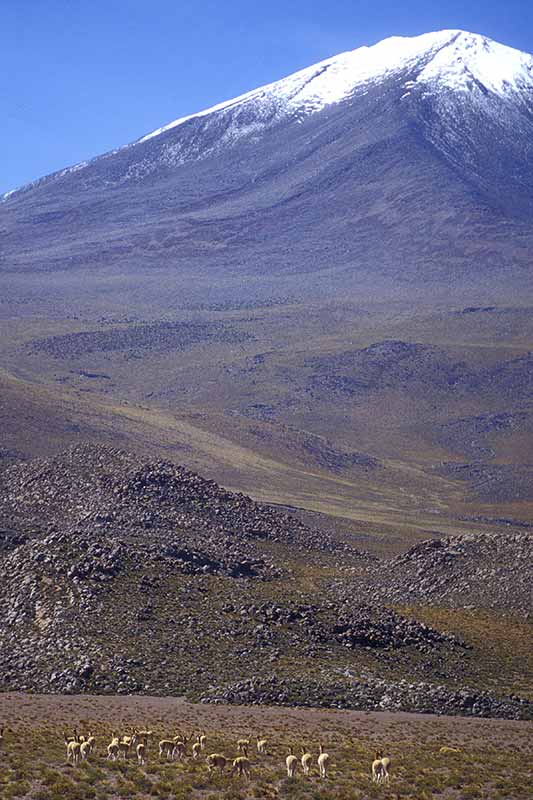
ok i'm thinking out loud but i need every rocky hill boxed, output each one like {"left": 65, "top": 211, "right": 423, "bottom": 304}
{"left": 335, "top": 532, "right": 533, "bottom": 617}
{"left": 0, "top": 443, "right": 345, "bottom": 553}
{"left": 0, "top": 445, "right": 531, "bottom": 719}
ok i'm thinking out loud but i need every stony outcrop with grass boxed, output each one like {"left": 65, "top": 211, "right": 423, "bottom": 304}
{"left": 0, "top": 445, "right": 531, "bottom": 718}
{"left": 200, "top": 674, "right": 531, "bottom": 719}
{"left": 357, "top": 533, "right": 533, "bottom": 616}
{"left": 0, "top": 443, "right": 347, "bottom": 553}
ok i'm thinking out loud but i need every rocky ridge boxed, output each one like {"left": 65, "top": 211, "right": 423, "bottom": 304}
{"left": 353, "top": 533, "right": 533, "bottom": 617}
{"left": 201, "top": 675, "right": 531, "bottom": 720}
{"left": 0, "top": 443, "right": 349, "bottom": 555}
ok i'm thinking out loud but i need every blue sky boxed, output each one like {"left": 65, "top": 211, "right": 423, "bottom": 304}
{"left": 2, "top": 0, "right": 532, "bottom": 194}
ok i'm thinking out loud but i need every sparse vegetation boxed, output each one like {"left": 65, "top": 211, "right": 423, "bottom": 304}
{"left": 0, "top": 695, "right": 531, "bottom": 799}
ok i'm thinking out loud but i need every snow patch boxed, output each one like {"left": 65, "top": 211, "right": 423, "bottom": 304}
{"left": 138, "top": 30, "right": 457, "bottom": 143}
{"left": 416, "top": 31, "right": 533, "bottom": 95}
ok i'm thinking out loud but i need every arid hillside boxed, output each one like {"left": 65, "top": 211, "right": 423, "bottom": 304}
{"left": 1, "top": 445, "right": 531, "bottom": 719}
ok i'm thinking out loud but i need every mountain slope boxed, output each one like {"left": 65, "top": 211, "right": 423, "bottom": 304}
{"left": 2, "top": 30, "right": 533, "bottom": 534}
{"left": 2, "top": 30, "right": 533, "bottom": 310}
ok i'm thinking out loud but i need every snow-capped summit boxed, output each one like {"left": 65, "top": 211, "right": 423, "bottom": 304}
{"left": 3, "top": 29, "right": 532, "bottom": 201}
{"left": 139, "top": 30, "right": 533, "bottom": 143}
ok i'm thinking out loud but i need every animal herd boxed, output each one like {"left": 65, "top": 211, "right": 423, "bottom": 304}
{"left": 59, "top": 728, "right": 391, "bottom": 783}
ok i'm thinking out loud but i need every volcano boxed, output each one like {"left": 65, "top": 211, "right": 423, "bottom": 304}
{"left": 3, "top": 29, "right": 533, "bottom": 309}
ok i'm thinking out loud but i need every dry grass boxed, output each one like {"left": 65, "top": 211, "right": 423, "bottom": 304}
{"left": 3, "top": 298, "right": 533, "bottom": 543}
{"left": 396, "top": 606, "right": 533, "bottom": 700}
{"left": 0, "top": 694, "right": 531, "bottom": 799}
